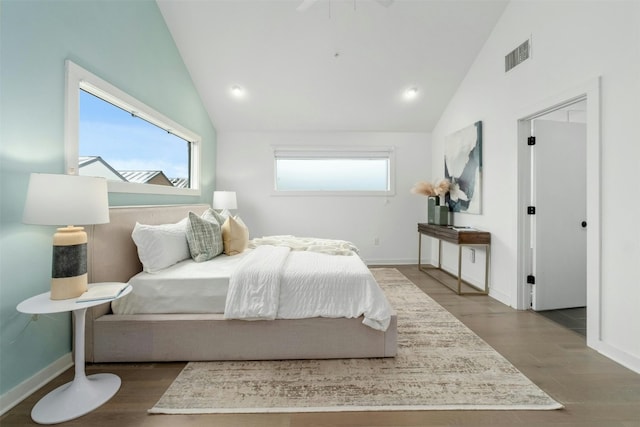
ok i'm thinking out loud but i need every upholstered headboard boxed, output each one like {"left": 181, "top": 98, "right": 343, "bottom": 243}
{"left": 87, "top": 204, "right": 209, "bottom": 284}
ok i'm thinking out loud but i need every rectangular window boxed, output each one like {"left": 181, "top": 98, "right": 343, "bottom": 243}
{"left": 79, "top": 89, "right": 191, "bottom": 188}
{"left": 273, "top": 146, "right": 394, "bottom": 196}
{"left": 65, "top": 60, "right": 201, "bottom": 196}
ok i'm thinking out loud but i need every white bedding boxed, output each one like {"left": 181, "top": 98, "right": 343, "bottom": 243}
{"left": 249, "top": 235, "right": 359, "bottom": 256}
{"left": 111, "top": 252, "right": 248, "bottom": 314}
{"left": 225, "top": 245, "right": 392, "bottom": 331}
{"left": 114, "top": 240, "right": 392, "bottom": 332}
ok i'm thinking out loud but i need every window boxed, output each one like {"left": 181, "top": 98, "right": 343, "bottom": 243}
{"left": 273, "top": 146, "right": 395, "bottom": 196}
{"left": 65, "top": 60, "right": 201, "bottom": 195}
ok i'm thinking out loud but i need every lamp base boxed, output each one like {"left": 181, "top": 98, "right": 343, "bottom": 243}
{"left": 51, "top": 274, "right": 88, "bottom": 300}
{"left": 51, "top": 226, "right": 88, "bottom": 300}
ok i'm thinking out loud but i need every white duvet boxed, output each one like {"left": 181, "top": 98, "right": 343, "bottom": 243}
{"left": 224, "top": 245, "right": 392, "bottom": 331}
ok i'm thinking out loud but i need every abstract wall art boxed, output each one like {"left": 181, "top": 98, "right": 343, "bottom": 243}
{"left": 444, "top": 121, "right": 482, "bottom": 214}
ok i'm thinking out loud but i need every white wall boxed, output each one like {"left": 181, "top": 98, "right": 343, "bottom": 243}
{"left": 216, "top": 131, "right": 431, "bottom": 264}
{"left": 431, "top": 1, "right": 640, "bottom": 371}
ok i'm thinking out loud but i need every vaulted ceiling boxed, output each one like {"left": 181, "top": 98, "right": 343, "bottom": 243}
{"left": 157, "top": 0, "right": 509, "bottom": 132}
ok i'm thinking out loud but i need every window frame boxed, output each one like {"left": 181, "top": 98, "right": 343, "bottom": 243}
{"left": 272, "top": 145, "right": 396, "bottom": 196}
{"left": 64, "top": 60, "right": 201, "bottom": 196}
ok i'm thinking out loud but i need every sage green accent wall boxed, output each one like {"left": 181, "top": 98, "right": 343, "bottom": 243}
{"left": 0, "top": 0, "right": 217, "bottom": 394}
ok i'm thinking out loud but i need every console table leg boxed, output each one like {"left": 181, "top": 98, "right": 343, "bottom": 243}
{"left": 418, "top": 233, "right": 422, "bottom": 269}
{"left": 484, "top": 244, "right": 490, "bottom": 293}
{"left": 457, "top": 245, "right": 463, "bottom": 294}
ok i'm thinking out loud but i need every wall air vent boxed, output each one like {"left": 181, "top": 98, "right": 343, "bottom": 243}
{"left": 505, "top": 39, "right": 530, "bottom": 72}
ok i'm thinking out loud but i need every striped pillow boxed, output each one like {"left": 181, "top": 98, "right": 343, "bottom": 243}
{"left": 202, "top": 208, "right": 226, "bottom": 227}
{"left": 186, "top": 211, "right": 224, "bottom": 262}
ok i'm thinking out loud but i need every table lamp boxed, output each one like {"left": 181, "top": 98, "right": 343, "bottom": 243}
{"left": 23, "top": 173, "right": 109, "bottom": 300}
{"left": 212, "top": 191, "right": 237, "bottom": 217}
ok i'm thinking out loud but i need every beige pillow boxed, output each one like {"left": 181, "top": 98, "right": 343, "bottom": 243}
{"left": 221, "top": 215, "right": 249, "bottom": 255}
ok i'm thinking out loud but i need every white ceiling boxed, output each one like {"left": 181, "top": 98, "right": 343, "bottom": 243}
{"left": 157, "top": 0, "right": 509, "bottom": 132}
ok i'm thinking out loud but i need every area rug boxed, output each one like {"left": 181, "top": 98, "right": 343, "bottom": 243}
{"left": 149, "top": 268, "right": 562, "bottom": 414}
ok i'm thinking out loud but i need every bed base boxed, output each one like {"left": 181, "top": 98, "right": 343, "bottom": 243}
{"left": 84, "top": 204, "right": 397, "bottom": 362}
{"left": 88, "top": 310, "right": 397, "bottom": 362}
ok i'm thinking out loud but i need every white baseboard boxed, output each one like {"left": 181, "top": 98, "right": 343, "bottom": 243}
{"left": 590, "top": 340, "right": 640, "bottom": 375}
{"left": 365, "top": 259, "right": 416, "bottom": 266}
{"left": 487, "top": 286, "right": 511, "bottom": 308}
{"left": 0, "top": 353, "right": 72, "bottom": 416}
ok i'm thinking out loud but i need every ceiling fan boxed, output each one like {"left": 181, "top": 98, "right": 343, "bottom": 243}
{"left": 297, "top": 0, "right": 394, "bottom": 12}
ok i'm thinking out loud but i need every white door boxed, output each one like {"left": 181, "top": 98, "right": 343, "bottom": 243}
{"left": 531, "top": 119, "right": 587, "bottom": 311}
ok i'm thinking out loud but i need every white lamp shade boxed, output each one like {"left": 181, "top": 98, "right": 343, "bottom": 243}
{"left": 212, "top": 191, "right": 237, "bottom": 210}
{"left": 23, "top": 173, "right": 110, "bottom": 226}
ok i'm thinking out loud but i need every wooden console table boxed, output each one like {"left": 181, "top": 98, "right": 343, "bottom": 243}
{"left": 417, "top": 223, "right": 491, "bottom": 295}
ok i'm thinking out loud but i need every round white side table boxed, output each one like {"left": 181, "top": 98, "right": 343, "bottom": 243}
{"left": 17, "top": 283, "right": 131, "bottom": 425}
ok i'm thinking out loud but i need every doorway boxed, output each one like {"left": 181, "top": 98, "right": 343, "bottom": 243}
{"left": 528, "top": 101, "right": 587, "bottom": 333}
{"left": 516, "top": 78, "right": 601, "bottom": 347}
{"left": 532, "top": 104, "right": 587, "bottom": 310}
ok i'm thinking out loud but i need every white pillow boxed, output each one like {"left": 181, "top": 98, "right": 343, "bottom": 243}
{"left": 131, "top": 218, "right": 190, "bottom": 273}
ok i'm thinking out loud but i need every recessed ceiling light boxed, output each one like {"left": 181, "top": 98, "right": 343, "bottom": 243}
{"left": 403, "top": 87, "right": 419, "bottom": 100}
{"left": 230, "top": 85, "right": 245, "bottom": 98}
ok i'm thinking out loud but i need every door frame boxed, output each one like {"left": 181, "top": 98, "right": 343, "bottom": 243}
{"left": 516, "top": 77, "right": 601, "bottom": 347}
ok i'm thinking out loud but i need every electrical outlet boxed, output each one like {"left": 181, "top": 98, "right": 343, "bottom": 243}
{"left": 374, "top": 237, "right": 380, "bottom": 246}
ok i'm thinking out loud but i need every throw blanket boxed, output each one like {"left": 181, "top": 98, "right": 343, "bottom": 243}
{"left": 224, "top": 245, "right": 290, "bottom": 320}
{"left": 249, "top": 235, "right": 358, "bottom": 256}
{"left": 224, "top": 245, "right": 392, "bottom": 331}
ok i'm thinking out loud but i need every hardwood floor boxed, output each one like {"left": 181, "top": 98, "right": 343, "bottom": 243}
{"left": 3, "top": 265, "right": 639, "bottom": 426}
{"left": 538, "top": 307, "right": 587, "bottom": 337}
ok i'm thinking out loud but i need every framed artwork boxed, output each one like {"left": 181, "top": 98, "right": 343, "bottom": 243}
{"left": 444, "top": 121, "right": 482, "bottom": 214}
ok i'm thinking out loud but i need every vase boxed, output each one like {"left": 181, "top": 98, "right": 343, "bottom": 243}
{"left": 435, "top": 205, "right": 449, "bottom": 225}
{"left": 427, "top": 197, "right": 439, "bottom": 224}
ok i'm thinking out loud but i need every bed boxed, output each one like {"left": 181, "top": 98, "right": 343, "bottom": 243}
{"left": 83, "top": 204, "right": 397, "bottom": 362}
